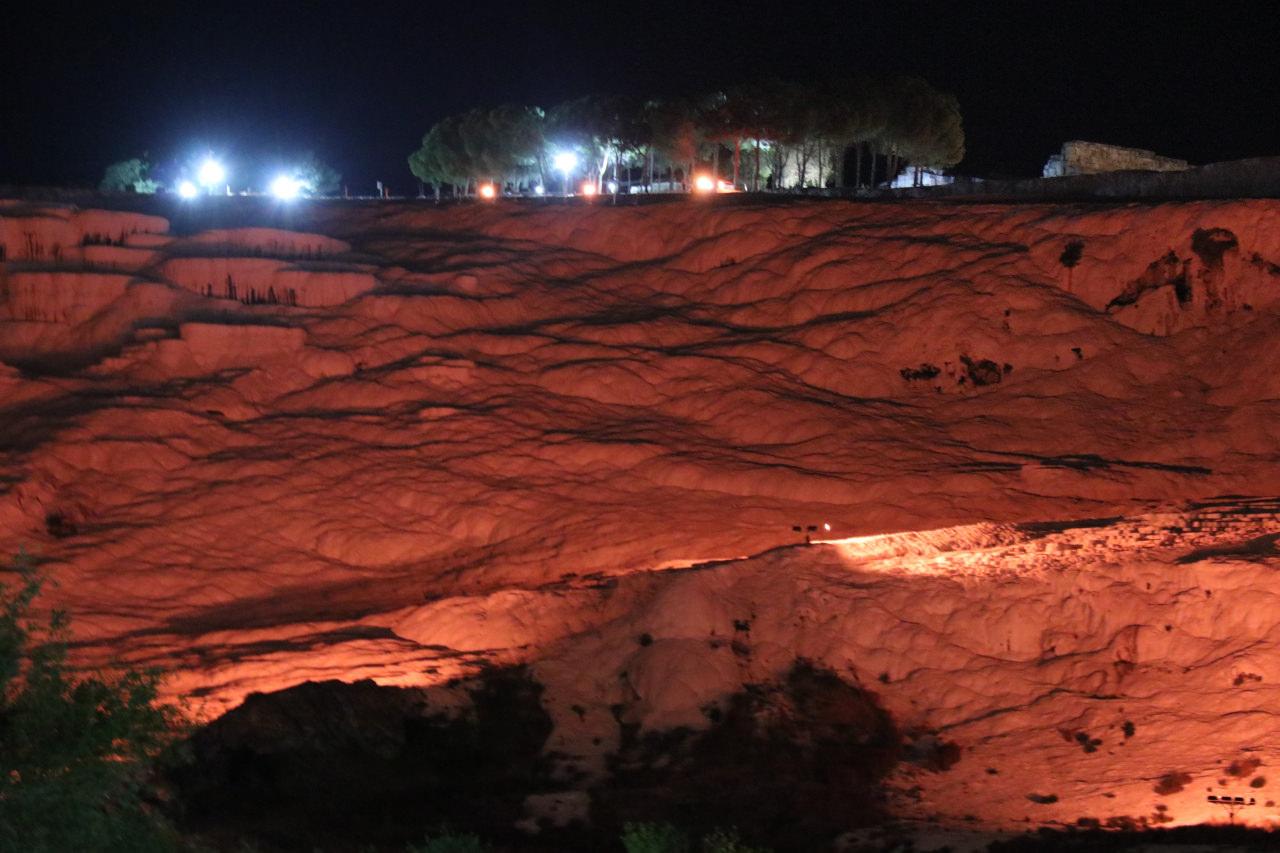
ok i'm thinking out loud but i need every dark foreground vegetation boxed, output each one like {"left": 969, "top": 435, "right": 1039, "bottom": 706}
{"left": 988, "top": 824, "right": 1280, "bottom": 851}
{"left": 173, "top": 662, "right": 899, "bottom": 851}
{"left": 595, "top": 663, "right": 899, "bottom": 849}
{"left": 0, "top": 555, "right": 182, "bottom": 852}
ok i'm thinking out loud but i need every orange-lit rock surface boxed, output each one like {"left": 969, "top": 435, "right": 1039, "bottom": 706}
{"left": 3, "top": 197, "right": 1280, "bottom": 831}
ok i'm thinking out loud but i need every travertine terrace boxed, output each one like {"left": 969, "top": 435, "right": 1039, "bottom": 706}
{"left": 3, "top": 196, "right": 1280, "bottom": 832}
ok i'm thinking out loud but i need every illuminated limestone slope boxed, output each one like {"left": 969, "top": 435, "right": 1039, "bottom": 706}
{"left": 174, "top": 502, "right": 1280, "bottom": 833}
{"left": 2, "top": 198, "right": 1280, "bottom": 830}
{"left": 514, "top": 501, "right": 1280, "bottom": 831}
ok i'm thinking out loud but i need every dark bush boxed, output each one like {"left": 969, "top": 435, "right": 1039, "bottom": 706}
{"left": 0, "top": 554, "right": 181, "bottom": 852}
{"left": 173, "top": 667, "right": 554, "bottom": 849}
{"left": 1153, "top": 771, "right": 1191, "bottom": 795}
{"left": 595, "top": 661, "right": 899, "bottom": 851}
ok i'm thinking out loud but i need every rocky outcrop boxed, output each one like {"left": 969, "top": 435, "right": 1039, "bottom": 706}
{"left": 1043, "top": 141, "right": 1191, "bottom": 177}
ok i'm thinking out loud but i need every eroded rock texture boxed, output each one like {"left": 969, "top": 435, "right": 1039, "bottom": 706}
{"left": 4, "top": 197, "right": 1280, "bottom": 836}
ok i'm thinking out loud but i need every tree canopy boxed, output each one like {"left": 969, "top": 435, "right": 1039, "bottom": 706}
{"left": 408, "top": 76, "right": 964, "bottom": 196}
{"left": 99, "top": 158, "right": 160, "bottom": 194}
{"left": 295, "top": 152, "right": 342, "bottom": 196}
{"left": 410, "top": 105, "right": 547, "bottom": 196}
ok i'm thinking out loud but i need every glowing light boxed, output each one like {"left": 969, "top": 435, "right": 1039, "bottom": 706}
{"left": 823, "top": 523, "right": 831, "bottom": 531}
{"left": 606, "top": 180, "right": 618, "bottom": 194}
{"left": 693, "top": 174, "right": 716, "bottom": 192}
{"left": 479, "top": 183, "right": 497, "bottom": 199}
{"left": 534, "top": 185, "right": 545, "bottom": 195}
{"left": 176, "top": 180, "right": 199, "bottom": 200}
{"left": 270, "top": 175, "right": 305, "bottom": 200}
{"left": 553, "top": 152, "right": 579, "bottom": 196}
{"left": 553, "top": 151, "right": 578, "bottom": 173}
{"left": 580, "top": 181, "right": 598, "bottom": 197}
{"left": 197, "top": 158, "right": 226, "bottom": 190}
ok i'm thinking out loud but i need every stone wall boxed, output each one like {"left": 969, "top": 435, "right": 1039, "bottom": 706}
{"left": 889, "top": 156, "right": 1280, "bottom": 202}
{"left": 1043, "top": 140, "right": 1190, "bottom": 177}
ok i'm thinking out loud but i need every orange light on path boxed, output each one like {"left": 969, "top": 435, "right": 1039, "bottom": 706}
{"left": 479, "top": 184, "right": 497, "bottom": 200}
{"left": 693, "top": 174, "right": 716, "bottom": 193}
{"left": 580, "top": 181, "right": 598, "bottom": 197}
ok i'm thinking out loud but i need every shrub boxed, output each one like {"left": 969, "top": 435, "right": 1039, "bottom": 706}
{"left": 1153, "top": 771, "right": 1192, "bottom": 795}
{"left": 621, "top": 821, "right": 691, "bottom": 853}
{"left": 406, "top": 828, "right": 490, "bottom": 852}
{"left": 0, "top": 553, "right": 181, "bottom": 852}
{"left": 700, "top": 826, "right": 771, "bottom": 852}
{"left": 99, "top": 158, "right": 159, "bottom": 194}
{"left": 599, "top": 662, "right": 898, "bottom": 850}
{"left": 618, "top": 824, "right": 770, "bottom": 853}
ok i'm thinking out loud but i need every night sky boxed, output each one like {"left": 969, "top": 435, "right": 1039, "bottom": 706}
{"left": 2, "top": 0, "right": 1278, "bottom": 190}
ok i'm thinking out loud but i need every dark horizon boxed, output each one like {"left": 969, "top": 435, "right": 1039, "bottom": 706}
{"left": 3, "top": 0, "right": 1278, "bottom": 191}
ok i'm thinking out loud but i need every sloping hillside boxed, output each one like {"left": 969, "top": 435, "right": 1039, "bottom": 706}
{"left": 2, "top": 197, "right": 1279, "bottom": 838}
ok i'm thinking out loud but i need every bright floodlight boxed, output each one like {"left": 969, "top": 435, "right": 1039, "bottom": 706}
{"left": 694, "top": 174, "right": 716, "bottom": 192}
{"left": 553, "top": 151, "right": 578, "bottom": 173}
{"left": 580, "top": 181, "right": 598, "bottom": 197}
{"left": 271, "top": 175, "right": 304, "bottom": 200}
{"left": 533, "top": 185, "right": 545, "bottom": 196}
{"left": 606, "top": 180, "right": 618, "bottom": 194}
{"left": 177, "top": 180, "right": 199, "bottom": 199}
{"left": 479, "top": 183, "right": 497, "bottom": 199}
{"left": 197, "top": 158, "right": 226, "bottom": 189}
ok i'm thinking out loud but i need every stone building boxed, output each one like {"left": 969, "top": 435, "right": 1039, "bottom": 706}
{"left": 1043, "top": 141, "right": 1190, "bottom": 177}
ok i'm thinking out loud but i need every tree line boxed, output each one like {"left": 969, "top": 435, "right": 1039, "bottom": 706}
{"left": 98, "top": 152, "right": 342, "bottom": 196}
{"left": 408, "top": 77, "right": 964, "bottom": 198}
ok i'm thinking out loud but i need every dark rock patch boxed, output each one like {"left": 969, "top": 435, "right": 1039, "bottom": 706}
{"left": 900, "top": 363, "right": 941, "bottom": 382}
{"left": 1191, "top": 228, "right": 1238, "bottom": 268}
{"left": 1059, "top": 240, "right": 1085, "bottom": 268}
{"left": 1107, "top": 250, "right": 1190, "bottom": 310}
{"left": 961, "top": 354, "right": 1003, "bottom": 386}
{"left": 1176, "top": 532, "right": 1280, "bottom": 564}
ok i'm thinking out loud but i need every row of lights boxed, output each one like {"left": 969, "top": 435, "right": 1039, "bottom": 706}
{"left": 479, "top": 180, "right": 601, "bottom": 199}
{"left": 476, "top": 176, "right": 726, "bottom": 200}
{"left": 474, "top": 149, "right": 729, "bottom": 201}
{"left": 176, "top": 157, "right": 308, "bottom": 201}
{"left": 181, "top": 152, "right": 734, "bottom": 203}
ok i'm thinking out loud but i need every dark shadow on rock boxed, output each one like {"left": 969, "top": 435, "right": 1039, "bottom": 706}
{"left": 1177, "top": 532, "right": 1280, "bottom": 564}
